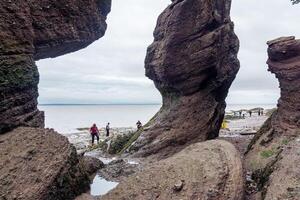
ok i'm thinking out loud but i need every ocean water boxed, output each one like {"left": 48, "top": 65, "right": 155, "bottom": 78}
{"left": 38, "top": 104, "right": 161, "bottom": 134}
{"left": 38, "top": 104, "right": 275, "bottom": 134}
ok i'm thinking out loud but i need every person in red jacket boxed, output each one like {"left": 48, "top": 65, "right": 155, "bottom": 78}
{"left": 90, "top": 123, "right": 99, "bottom": 145}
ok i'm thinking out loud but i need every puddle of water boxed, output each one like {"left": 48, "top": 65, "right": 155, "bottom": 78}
{"left": 127, "top": 160, "right": 139, "bottom": 165}
{"left": 98, "top": 157, "right": 114, "bottom": 164}
{"left": 90, "top": 175, "right": 118, "bottom": 196}
{"left": 84, "top": 150, "right": 116, "bottom": 164}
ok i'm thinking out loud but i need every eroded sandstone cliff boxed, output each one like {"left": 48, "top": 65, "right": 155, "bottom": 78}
{"left": 245, "top": 36, "right": 300, "bottom": 199}
{"left": 130, "top": 0, "right": 240, "bottom": 157}
{"left": 0, "top": 1, "right": 111, "bottom": 199}
{"left": 0, "top": 0, "right": 111, "bottom": 133}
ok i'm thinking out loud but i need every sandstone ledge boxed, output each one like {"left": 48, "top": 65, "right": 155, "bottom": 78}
{"left": 101, "top": 140, "right": 244, "bottom": 200}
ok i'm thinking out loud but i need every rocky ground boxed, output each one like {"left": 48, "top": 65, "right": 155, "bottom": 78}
{"left": 71, "top": 115, "right": 268, "bottom": 199}
{"left": 66, "top": 127, "right": 136, "bottom": 153}
{"left": 219, "top": 116, "right": 268, "bottom": 200}
{"left": 220, "top": 115, "right": 268, "bottom": 155}
{"left": 100, "top": 140, "right": 244, "bottom": 200}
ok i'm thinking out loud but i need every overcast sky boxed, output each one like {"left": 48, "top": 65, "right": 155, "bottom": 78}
{"left": 37, "top": 0, "right": 300, "bottom": 105}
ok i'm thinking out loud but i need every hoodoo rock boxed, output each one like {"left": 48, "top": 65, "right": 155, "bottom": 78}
{"left": 0, "top": 127, "right": 93, "bottom": 200}
{"left": 131, "top": 0, "right": 240, "bottom": 157}
{"left": 245, "top": 37, "right": 300, "bottom": 199}
{"left": 101, "top": 140, "right": 244, "bottom": 200}
{"left": 0, "top": 0, "right": 111, "bottom": 133}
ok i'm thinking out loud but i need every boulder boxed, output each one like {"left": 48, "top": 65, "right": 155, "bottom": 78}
{"left": 0, "top": 127, "right": 94, "bottom": 200}
{"left": 101, "top": 140, "right": 244, "bottom": 200}
{"left": 80, "top": 156, "right": 105, "bottom": 176}
{"left": 98, "top": 159, "right": 140, "bottom": 182}
{"left": 0, "top": 0, "right": 111, "bottom": 133}
{"left": 131, "top": 0, "right": 240, "bottom": 157}
{"left": 245, "top": 37, "right": 300, "bottom": 199}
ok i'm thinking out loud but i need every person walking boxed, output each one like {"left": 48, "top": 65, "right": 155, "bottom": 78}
{"left": 90, "top": 123, "right": 99, "bottom": 145}
{"left": 106, "top": 122, "right": 110, "bottom": 137}
{"left": 136, "top": 120, "right": 142, "bottom": 130}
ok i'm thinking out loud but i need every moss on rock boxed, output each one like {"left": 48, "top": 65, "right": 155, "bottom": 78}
{"left": 109, "top": 132, "right": 136, "bottom": 155}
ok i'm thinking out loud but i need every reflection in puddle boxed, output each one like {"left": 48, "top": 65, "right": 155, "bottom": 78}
{"left": 90, "top": 175, "right": 118, "bottom": 196}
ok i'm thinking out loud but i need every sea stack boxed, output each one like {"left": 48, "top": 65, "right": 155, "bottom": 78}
{"left": 245, "top": 36, "right": 300, "bottom": 199}
{"left": 131, "top": 0, "right": 240, "bottom": 158}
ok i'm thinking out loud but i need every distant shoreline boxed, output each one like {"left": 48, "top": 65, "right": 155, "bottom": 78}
{"left": 38, "top": 104, "right": 162, "bottom": 106}
{"left": 38, "top": 103, "right": 275, "bottom": 106}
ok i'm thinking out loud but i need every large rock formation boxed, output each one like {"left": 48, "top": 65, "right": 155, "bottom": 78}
{"left": 0, "top": 1, "right": 111, "bottom": 199}
{"left": 101, "top": 140, "right": 244, "bottom": 200}
{"left": 131, "top": 0, "right": 240, "bottom": 157}
{"left": 0, "top": 127, "right": 96, "bottom": 200}
{"left": 0, "top": 0, "right": 111, "bottom": 133}
{"left": 245, "top": 37, "right": 300, "bottom": 199}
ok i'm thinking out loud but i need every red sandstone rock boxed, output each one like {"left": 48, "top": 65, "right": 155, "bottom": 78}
{"left": 101, "top": 140, "right": 244, "bottom": 200}
{"left": 245, "top": 37, "right": 300, "bottom": 199}
{"left": 0, "top": 0, "right": 111, "bottom": 133}
{"left": 0, "top": 127, "right": 94, "bottom": 200}
{"left": 0, "top": 1, "right": 111, "bottom": 199}
{"left": 130, "top": 0, "right": 240, "bottom": 158}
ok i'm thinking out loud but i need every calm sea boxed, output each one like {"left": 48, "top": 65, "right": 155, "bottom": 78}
{"left": 38, "top": 104, "right": 275, "bottom": 134}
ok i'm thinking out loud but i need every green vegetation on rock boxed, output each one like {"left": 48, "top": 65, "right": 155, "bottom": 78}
{"left": 260, "top": 150, "right": 275, "bottom": 158}
{"left": 118, "top": 112, "right": 159, "bottom": 154}
{"left": 109, "top": 132, "right": 136, "bottom": 154}
{"left": 281, "top": 139, "right": 289, "bottom": 145}
{"left": 0, "top": 55, "right": 39, "bottom": 91}
{"left": 88, "top": 140, "right": 108, "bottom": 151}
{"left": 119, "top": 128, "right": 144, "bottom": 154}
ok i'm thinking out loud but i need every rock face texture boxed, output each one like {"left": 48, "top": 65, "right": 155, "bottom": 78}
{"left": 131, "top": 0, "right": 240, "bottom": 157}
{"left": 0, "top": 0, "right": 111, "bottom": 133}
{"left": 0, "top": 1, "right": 111, "bottom": 199}
{"left": 101, "top": 140, "right": 244, "bottom": 200}
{"left": 245, "top": 37, "right": 300, "bottom": 199}
{"left": 0, "top": 127, "right": 95, "bottom": 200}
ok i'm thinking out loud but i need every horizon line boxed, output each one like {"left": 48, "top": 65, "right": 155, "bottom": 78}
{"left": 38, "top": 103, "right": 276, "bottom": 106}
{"left": 38, "top": 103, "right": 162, "bottom": 106}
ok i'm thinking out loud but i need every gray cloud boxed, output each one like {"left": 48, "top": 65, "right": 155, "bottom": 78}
{"left": 37, "top": 0, "right": 300, "bottom": 105}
